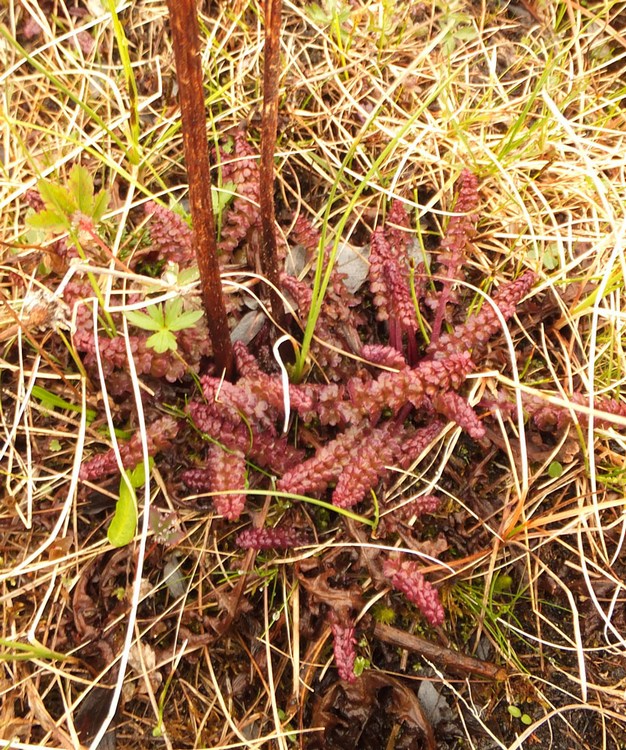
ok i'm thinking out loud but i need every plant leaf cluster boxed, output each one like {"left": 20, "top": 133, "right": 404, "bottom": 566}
{"left": 27, "top": 164, "right": 109, "bottom": 233}
{"left": 124, "top": 298, "right": 204, "bottom": 354}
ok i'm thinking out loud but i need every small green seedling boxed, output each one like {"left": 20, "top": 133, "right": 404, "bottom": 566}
{"left": 124, "top": 297, "right": 204, "bottom": 353}
{"left": 508, "top": 705, "right": 532, "bottom": 725}
{"left": 492, "top": 573, "right": 513, "bottom": 594}
{"left": 306, "top": 0, "right": 352, "bottom": 42}
{"left": 527, "top": 245, "right": 560, "bottom": 271}
{"left": 108, "top": 459, "right": 153, "bottom": 547}
{"left": 353, "top": 655, "right": 370, "bottom": 677}
{"left": 548, "top": 461, "right": 563, "bottom": 478}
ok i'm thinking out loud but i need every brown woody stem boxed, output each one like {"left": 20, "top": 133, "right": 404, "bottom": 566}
{"left": 166, "top": 0, "right": 234, "bottom": 378}
{"left": 374, "top": 622, "right": 508, "bottom": 681}
{"left": 259, "top": 0, "right": 284, "bottom": 325}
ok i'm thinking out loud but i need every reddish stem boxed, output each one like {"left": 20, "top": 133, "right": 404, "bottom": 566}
{"left": 166, "top": 0, "right": 234, "bottom": 378}
{"left": 259, "top": 0, "right": 284, "bottom": 325}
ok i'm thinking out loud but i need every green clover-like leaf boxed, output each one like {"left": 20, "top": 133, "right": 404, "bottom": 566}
{"left": 125, "top": 298, "right": 203, "bottom": 353}
{"left": 146, "top": 329, "right": 178, "bottom": 353}
{"left": 124, "top": 307, "right": 164, "bottom": 332}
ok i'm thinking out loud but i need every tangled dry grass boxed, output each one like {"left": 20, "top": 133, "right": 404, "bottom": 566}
{"left": 1, "top": 0, "right": 626, "bottom": 748}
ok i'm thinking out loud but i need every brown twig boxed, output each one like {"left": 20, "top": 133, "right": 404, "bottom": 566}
{"left": 166, "top": 0, "right": 234, "bottom": 378}
{"left": 374, "top": 622, "right": 508, "bottom": 681}
{"left": 259, "top": 0, "right": 284, "bottom": 325}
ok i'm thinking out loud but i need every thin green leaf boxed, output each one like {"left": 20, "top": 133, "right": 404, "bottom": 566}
{"left": 124, "top": 308, "right": 163, "bottom": 332}
{"left": 0, "top": 637, "right": 68, "bottom": 662}
{"left": 168, "top": 309, "right": 204, "bottom": 331}
{"left": 307, "top": 3, "right": 331, "bottom": 26}
{"left": 353, "top": 656, "right": 369, "bottom": 677}
{"left": 164, "top": 296, "right": 184, "bottom": 322}
{"left": 178, "top": 267, "right": 200, "bottom": 285}
{"left": 108, "top": 471, "right": 138, "bottom": 547}
{"left": 69, "top": 164, "right": 95, "bottom": 215}
{"left": 147, "top": 304, "right": 166, "bottom": 325}
{"left": 92, "top": 189, "right": 110, "bottom": 222}
{"left": 212, "top": 182, "right": 236, "bottom": 214}
{"left": 129, "top": 458, "right": 154, "bottom": 488}
{"left": 31, "top": 385, "right": 97, "bottom": 421}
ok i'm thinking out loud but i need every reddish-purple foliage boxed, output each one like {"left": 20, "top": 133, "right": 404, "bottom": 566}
{"left": 369, "top": 227, "right": 415, "bottom": 331}
{"left": 207, "top": 445, "right": 247, "bottom": 521}
{"left": 385, "top": 200, "right": 412, "bottom": 255}
{"left": 429, "top": 270, "right": 536, "bottom": 358}
{"left": 332, "top": 422, "right": 405, "bottom": 508}
{"left": 63, "top": 274, "right": 212, "bottom": 392}
{"left": 201, "top": 372, "right": 275, "bottom": 428}
{"left": 21, "top": 16, "right": 42, "bottom": 40}
{"left": 145, "top": 201, "right": 194, "bottom": 265}
{"left": 385, "top": 260, "right": 418, "bottom": 334}
{"left": 396, "top": 422, "right": 445, "bottom": 471}
{"left": 431, "top": 170, "right": 480, "bottom": 344}
{"left": 187, "top": 334, "right": 485, "bottom": 514}
{"left": 278, "top": 426, "right": 363, "bottom": 496}
{"left": 383, "top": 557, "right": 444, "bottom": 626}
{"left": 188, "top": 400, "right": 305, "bottom": 476}
{"left": 512, "top": 391, "right": 626, "bottom": 432}
{"left": 216, "top": 132, "right": 261, "bottom": 258}
{"left": 281, "top": 268, "right": 362, "bottom": 380}
{"left": 297, "top": 382, "right": 358, "bottom": 427}
{"left": 232, "top": 341, "right": 316, "bottom": 419}
{"left": 368, "top": 228, "right": 394, "bottom": 322}
{"left": 378, "top": 494, "right": 442, "bottom": 537}
{"left": 180, "top": 467, "right": 213, "bottom": 491}
{"left": 28, "top": 153, "right": 543, "bottom": 655}
{"left": 368, "top": 201, "right": 421, "bottom": 356}
{"left": 80, "top": 416, "right": 179, "bottom": 481}
{"left": 281, "top": 272, "right": 313, "bottom": 313}
{"left": 278, "top": 420, "right": 444, "bottom": 507}
{"left": 235, "top": 526, "right": 306, "bottom": 550}
{"left": 360, "top": 344, "right": 407, "bottom": 371}
{"left": 330, "top": 617, "right": 357, "bottom": 683}
{"left": 290, "top": 213, "right": 322, "bottom": 256}
{"left": 584, "top": 396, "right": 626, "bottom": 427}
{"left": 393, "top": 494, "right": 441, "bottom": 520}
{"left": 24, "top": 189, "right": 45, "bottom": 212}
{"left": 348, "top": 351, "right": 475, "bottom": 418}
{"left": 432, "top": 391, "right": 485, "bottom": 440}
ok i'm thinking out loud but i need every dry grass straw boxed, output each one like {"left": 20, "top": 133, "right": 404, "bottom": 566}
{"left": 1, "top": 0, "right": 626, "bottom": 747}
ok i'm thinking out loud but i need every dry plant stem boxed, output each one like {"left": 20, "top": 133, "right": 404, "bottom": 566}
{"left": 166, "top": 0, "right": 234, "bottom": 378}
{"left": 259, "top": 0, "right": 284, "bottom": 323}
{"left": 374, "top": 623, "right": 507, "bottom": 681}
